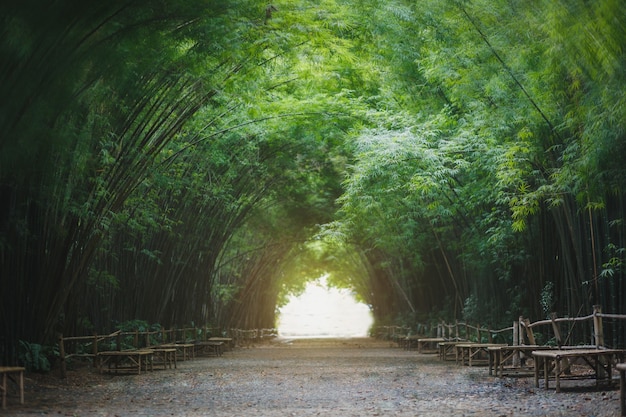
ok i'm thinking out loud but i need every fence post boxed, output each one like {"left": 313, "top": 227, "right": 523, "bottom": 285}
{"left": 93, "top": 333, "right": 98, "bottom": 367}
{"left": 512, "top": 321, "right": 520, "bottom": 367}
{"left": 550, "top": 312, "right": 562, "bottom": 347}
{"left": 523, "top": 318, "right": 536, "bottom": 345}
{"left": 593, "top": 305, "right": 604, "bottom": 347}
{"left": 518, "top": 316, "right": 525, "bottom": 344}
{"left": 58, "top": 335, "right": 67, "bottom": 379}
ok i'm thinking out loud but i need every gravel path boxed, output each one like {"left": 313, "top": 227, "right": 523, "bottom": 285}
{"left": 2, "top": 338, "right": 621, "bottom": 416}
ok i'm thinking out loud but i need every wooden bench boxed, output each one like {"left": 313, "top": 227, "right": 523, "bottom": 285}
{"left": 532, "top": 348, "right": 625, "bottom": 392}
{"left": 0, "top": 367, "right": 24, "bottom": 409}
{"left": 97, "top": 350, "right": 154, "bottom": 374}
{"left": 194, "top": 341, "right": 224, "bottom": 357}
{"left": 159, "top": 343, "right": 195, "bottom": 361}
{"left": 403, "top": 335, "right": 420, "bottom": 350}
{"left": 416, "top": 338, "right": 445, "bottom": 354}
{"left": 456, "top": 343, "right": 507, "bottom": 367}
{"left": 618, "top": 363, "right": 626, "bottom": 417}
{"left": 488, "top": 345, "right": 554, "bottom": 377}
{"left": 150, "top": 347, "right": 177, "bottom": 370}
{"left": 438, "top": 340, "right": 466, "bottom": 361}
{"left": 209, "top": 337, "right": 233, "bottom": 351}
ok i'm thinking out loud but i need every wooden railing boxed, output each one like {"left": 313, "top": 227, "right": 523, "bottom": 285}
{"left": 380, "top": 305, "right": 626, "bottom": 348}
{"left": 58, "top": 325, "right": 219, "bottom": 377}
{"left": 228, "top": 328, "right": 278, "bottom": 347}
{"left": 519, "top": 305, "right": 626, "bottom": 347}
{"left": 58, "top": 326, "right": 277, "bottom": 378}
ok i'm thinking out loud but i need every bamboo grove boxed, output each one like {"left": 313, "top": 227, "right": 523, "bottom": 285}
{"left": 1, "top": 0, "right": 625, "bottom": 365}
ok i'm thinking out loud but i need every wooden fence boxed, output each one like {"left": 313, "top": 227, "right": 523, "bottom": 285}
{"left": 58, "top": 326, "right": 277, "bottom": 378}
{"left": 518, "top": 305, "right": 626, "bottom": 347}
{"left": 57, "top": 328, "right": 179, "bottom": 378}
{"left": 379, "top": 305, "right": 626, "bottom": 349}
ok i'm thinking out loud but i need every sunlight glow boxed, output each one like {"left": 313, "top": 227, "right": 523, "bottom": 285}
{"left": 277, "top": 278, "right": 373, "bottom": 338}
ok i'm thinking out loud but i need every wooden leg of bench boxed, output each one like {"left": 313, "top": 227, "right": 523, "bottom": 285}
{"left": 19, "top": 371, "right": 24, "bottom": 405}
{"left": 2, "top": 372, "right": 6, "bottom": 409}
{"left": 619, "top": 369, "right": 626, "bottom": 417}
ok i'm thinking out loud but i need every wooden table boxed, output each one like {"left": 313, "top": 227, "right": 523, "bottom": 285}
{"left": 456, "top": 343, "right": 507, "bottom": 367}
{"left": 417, "top": 338, "right": 445, "bottom": 354}
{"left": 0, "top": 367, "right": 24, "bottom": 409}
{"left": 97, "top": 350, "right": 154, "bottom": 374}
{"left": 488, "top": 345, "right": 554, "bottom": 377}
{"left": 618, "top": 363, "right": 626, "bottom": 417}
{"left": 532, "top": 348, "right": 625, "bottom": 392}
{"left": 150, "top": 347, "right": 177, "bottom": 370}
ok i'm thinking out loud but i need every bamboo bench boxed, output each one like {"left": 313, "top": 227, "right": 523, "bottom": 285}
{"left": 158, "top": 343, "right": 195, "bottom": 361}
{"left": 97, "top": 350, "right": 154, "bottom": 374}
{"left": 488, "top": 345, "right": 554, "bottom": 377}
{"left": 532, "top": 348, "right": 625, "bottom": 392}
{"left": 194, "top": 341, "right": 224, "bottom": 357}
{"left": 456, "top": 343, "right": 507, "bottom": 367}
{"left": 402, "top": 335, "right": 420, "bottom": 350}
{"left": 209, "top": 337, "right": 233, "bottom": 351}
{"left": 0, "top": 367, "right": 25, "bottom": 409}
{"left": 438, "top": 340, "right": 467, "bottom": 361}
{"left": 416, "top": 338, "right": 445, "bottom": 354}
{"left": 150, "top": 347, "right": 177, "bottom": 370}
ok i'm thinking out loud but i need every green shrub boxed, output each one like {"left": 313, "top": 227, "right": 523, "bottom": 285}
{"left": 18, "top": 340, "right": 58, "bottom": 372}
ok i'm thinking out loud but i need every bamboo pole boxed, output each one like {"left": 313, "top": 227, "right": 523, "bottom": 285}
{"left": 550, "top": 312, "right": 563, "bottom": 347}
{"left": 512, "top": 321, "right": 520, "bottom": 367}
{"left": 523, "top": 319, "right": 536, "bottom": 345}
{"left": 92, "top": 334, "right": 98, "bottom": 367}
{"left": 518, "top": 317, "right": 525, "bottom": 344}
{"left": 58, "top": 335, "right": 67, "bottom": 379}
{"left": 593, "top": 305, "right": 604, "bottom": 347}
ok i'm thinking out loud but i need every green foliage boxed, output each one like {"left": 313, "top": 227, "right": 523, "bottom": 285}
{"left": 600, "top": 243, "right": 625, "bottom": 278}
{"left": 461, "top": 295, "right": 479, "bottom": 324}
{"left": 540, "top": 281, "right": 555, "bottom": 319}
{"left": 106, "top": 320, "right": 164, "bottom": 349}
{"left": 2, "top": 0, "right": 626, "bottom": 355}
{"left": 212, "top": 283, "right": 240, "bottom": 303}
{"left": 18, "top": 341, "right": 57, "bottom": 372}
{"left": 115, "top": 320, "right": 159, "bottom": 333}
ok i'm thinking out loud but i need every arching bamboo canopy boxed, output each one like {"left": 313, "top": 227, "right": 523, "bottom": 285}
{"left": 2, "top": 0, "right": 626, "bottom": 365}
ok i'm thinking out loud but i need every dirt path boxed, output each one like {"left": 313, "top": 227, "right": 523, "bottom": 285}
{"left": 2, "top": 338, "right": 621, "bottom": 416}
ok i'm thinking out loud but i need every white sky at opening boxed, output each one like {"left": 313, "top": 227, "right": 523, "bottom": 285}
{"left": 277, "top": 277, "right": 373, "bottom": 338}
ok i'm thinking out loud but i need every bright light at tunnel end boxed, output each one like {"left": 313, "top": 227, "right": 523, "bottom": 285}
{"left": 277, "top": 278, "right": 374, "bottom": 338}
